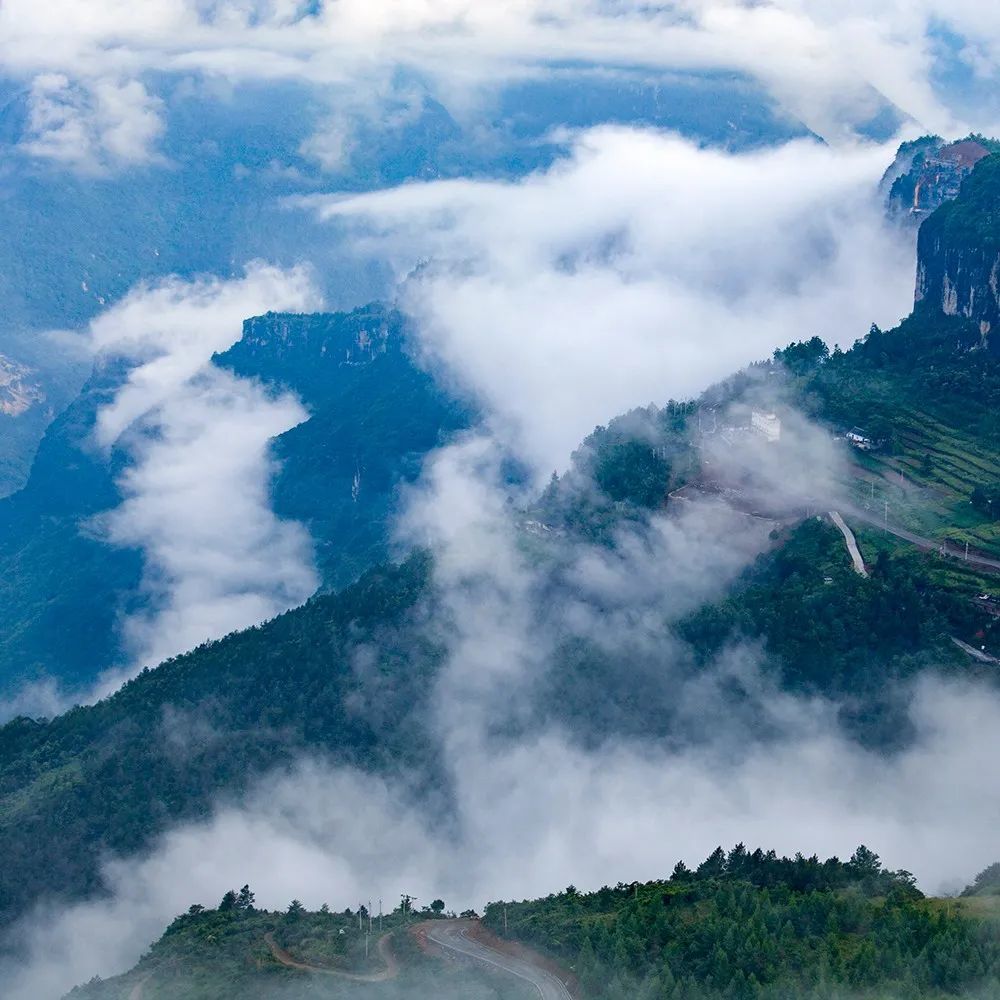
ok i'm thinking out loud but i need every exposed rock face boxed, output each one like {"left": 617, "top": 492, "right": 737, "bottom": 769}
{"left": 914, "top": 152, "right": 1000, "bottom": 349}
{"left": 887, "top": 137, "right": 991, "bottom": 222}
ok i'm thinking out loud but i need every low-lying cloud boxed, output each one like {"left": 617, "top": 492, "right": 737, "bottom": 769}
{"left": 90, "top": 263, "right": 321, "bottom": 690}
{"left": 2, "top": 0, "right": 998, "bottom": 151}
{"left": 308, "top": 130, "right": 914, "bottom": 472}
{"left": 9, "top": 416, "right": 998, "bottom": 999}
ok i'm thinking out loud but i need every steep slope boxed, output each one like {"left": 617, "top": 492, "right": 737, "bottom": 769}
{"left": 0, "top": 555, "right": 439, "bottom": 932}
{"left": 0, "top": 361, "right": 145, "bottom": 694}
{"left": 915, "top": 151, "right": 1000, "bottom": 346}
{"left": 885, "top": 135, "right": 997, "bottom": 220}
{"left": 0, "top": 306, "right": 468, "bottom": 699}
{"left": 0, "top": 503, "right": 980, "bottom": 936}
{"left": 216, "top": 306, "right": 474, "bottom": 590}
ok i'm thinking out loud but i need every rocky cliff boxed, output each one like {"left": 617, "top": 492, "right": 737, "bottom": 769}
{"left": 915, "top": 151, "right": 1000, "bottom": 349}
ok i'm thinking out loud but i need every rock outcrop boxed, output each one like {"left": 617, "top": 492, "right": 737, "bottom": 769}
{"left": 887, "top": 136, "right": 992, "bottom": 221}
{"left": 915, "top": 151, "right": 1000, "bottom": 349}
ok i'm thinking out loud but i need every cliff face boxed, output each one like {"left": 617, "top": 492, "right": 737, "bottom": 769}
{"left": 914, "top": 153, "right": 1000, "bottom": 349}
{"left": 887, "top": 137, "right": 992, "bottom": 222}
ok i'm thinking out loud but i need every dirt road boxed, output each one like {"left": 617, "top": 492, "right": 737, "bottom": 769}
{"left": 424, "top": 920, "right": 573, "bottom": 1000}
{"left": 265, "top": 931, "right": 398, "bottom": 981}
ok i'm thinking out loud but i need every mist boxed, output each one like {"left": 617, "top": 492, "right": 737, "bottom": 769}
{"left": 307, "top": 130, "right": 915, "bottom": 471}
{"left": 6, "top": 402, "right": 1000, "bottom": 998}
{"left": 92, "top": 265, "right": 323, "bottom": 688}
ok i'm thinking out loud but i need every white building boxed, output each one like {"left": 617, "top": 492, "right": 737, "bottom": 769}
{"left": 751, "top": 410, "right": 781, "bottom": 443}
{"left": 846, "top": 428, "right": 873, "bottom": 451}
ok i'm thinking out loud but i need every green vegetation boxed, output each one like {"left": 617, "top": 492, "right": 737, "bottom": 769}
{"left": 0, "top": 554, "right": 441, "bottom": 931}
{"left": 218, "top": 306, "right": 474, "bottom": 590}
{"left": 537, "top": 402, "right": 696, "bottom": 540}
{"left": 678, "top": 518, "right": 973, "bottom": 698}
{"left": 484, "top": 846, "right": 1000, "bottom": 1000}
{"left": 0, "top": 304, "right": 471, "bottom": 694}
{"left": 757, "top": 310, "right": 1000, "bottom": 558}
{"left": 921, "top": 153, "right": 1000, "bottom": 252}
{"left": 66, "top": 893, "right": 532, "bottom": 1000}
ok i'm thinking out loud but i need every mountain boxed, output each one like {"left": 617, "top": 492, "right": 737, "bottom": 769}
{"left": 216, "top": 306, "right": 474, "bottom": 591}
{"left": 0, "top": 306, "right": 468, "bottom": 699}
{"left": 0, "top": 342, "right": 90, "bottom": 497}
{"left": 0, "top": 555, "right": 438, "bottom": 932}
{"left": 4, "top": 137, "right": 1000, "bottom": 978}
{"left": 0, "top": 66, "right": 815, "bottom": 494}
{"left": 0, "top": 450, "right": 979, "bottom": 935}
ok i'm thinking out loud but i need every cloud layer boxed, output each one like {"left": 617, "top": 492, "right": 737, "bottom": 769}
{"left": 89, "top": 264, "right": 321, "bottom": 687}
{"left": 6, "top": 433, "right": 1000, "bottom": 1000}
{"left": 310, "top": 129, "right": 915, "bottom": 471}
{"left": 3, "top": 1, "right": 1000, "bottom": 172}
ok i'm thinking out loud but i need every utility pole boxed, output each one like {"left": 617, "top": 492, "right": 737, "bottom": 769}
{"left": 368, "top": 900, "right": 373, "bottom": 935}
{"left": 359, "top": 904, "right": 363, "bottom": 932}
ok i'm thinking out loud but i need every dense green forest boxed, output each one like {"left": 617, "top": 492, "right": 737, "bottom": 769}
{"left": 676, "top": 517, "right": 980, "bottom": 744}
{"left": 484, "top": 847, "right": 1000, "bottom": 1000}
{"left": 217, "top": 306, "right": 474, "bottom": 590}
{"left": 920, "top": 152, "right": 1000, "bottom": 251}
{"left": 0, "top": 554, "right": 441, "bottom": 931}
{"left": 65, "top": 851, "right": 1000, "bottom": 1000}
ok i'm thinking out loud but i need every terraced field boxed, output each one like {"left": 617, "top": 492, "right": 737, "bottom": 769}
{"left": 840, "top": 402, "right": 1000, "bottom": 558}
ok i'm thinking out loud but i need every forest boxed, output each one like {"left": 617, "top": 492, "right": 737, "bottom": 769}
{"left": 484, "top": 847, "right": 1000, "bottom": 1000}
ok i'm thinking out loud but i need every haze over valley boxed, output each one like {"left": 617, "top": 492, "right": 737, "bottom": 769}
{"left": 2, "top": 3, "right": 1000, "bottom": 999}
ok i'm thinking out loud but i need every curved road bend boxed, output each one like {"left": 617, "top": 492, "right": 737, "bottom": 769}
{"left": 425, "top": 921, "right": 573, "bottom": 1000}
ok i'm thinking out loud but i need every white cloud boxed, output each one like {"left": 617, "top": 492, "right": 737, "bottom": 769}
{"left": 1, "top": 2, "right": 998, "bottom": 142}
{"left": 86, "top": 264, "right": 322, "bottom": 686}
{"left": 20, "top": 73, "right": 165, "bottom": 173}
{"left": 306, "top": 129, "right": 915, "bottom": 472}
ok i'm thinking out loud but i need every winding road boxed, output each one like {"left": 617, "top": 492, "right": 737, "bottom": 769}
{"left": 846, "top": 506, "right": 1000, "bottom": 573}
{"left": 424, "top": 921, "right": 573, "bottom": 1000}
{"left": 265, "top": 931, "right": 398, "bottom": 981}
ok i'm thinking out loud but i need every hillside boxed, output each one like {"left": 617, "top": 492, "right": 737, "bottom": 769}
{"left": 483, "top": 847, "right": 1000, "bottom": 999}
{"left": 0, "top": 555, "right": 438, "bottom": 931}
{"left": 65, "top": 901, "right": 533, "bottom": 1000}
{"left": 0, "top": 487, "right": 988, "bottom": 934}
{"left": 216, "top": 306, "right": 474, "bottom": 590}
{"left": 65, "top": 849, "right": 1000, "bottom": 1000}
{"left": 916, "top": 151, "right": 1000, "bottom": 345}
